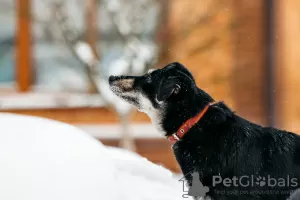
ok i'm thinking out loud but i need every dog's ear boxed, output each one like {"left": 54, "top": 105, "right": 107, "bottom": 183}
{"left": 157, "top": 76, "right": 181, "bottom": 101}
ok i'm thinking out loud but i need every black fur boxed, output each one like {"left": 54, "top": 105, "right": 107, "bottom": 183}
{"left": 289, "top": 189, "right": 300, "bottom": 200}
{"left": 109, "top": 62, "right": 300, "bottom": 200}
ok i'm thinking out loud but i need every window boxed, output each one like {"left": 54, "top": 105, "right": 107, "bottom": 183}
{"left": 32, "top": 0, "right": 87, "bottom": 92}
{"left": 0, "top": 0, "right": 168, "bottom": 109}
{"left": 0, "top": 0, "right": 16, "bottom": 89}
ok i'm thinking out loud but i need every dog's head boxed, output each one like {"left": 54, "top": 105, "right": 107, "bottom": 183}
{"left": 109, "top": 62, "right": 213, "bottom": 134}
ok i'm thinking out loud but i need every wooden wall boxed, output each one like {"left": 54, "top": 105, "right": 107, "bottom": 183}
{"left": 168, "top": 0, "right": 235, "bottom": 107}
{"left": 231, "top": 0, "right": 268, "bottom": 125}
{"left": 275, "top": 0, "right": 300, "bottom": 133}
{"left": 6, "top": 0, "right": 270, "bottom": 126}
{"left": 167, "top": 0, "right": 268, "bottom": 125}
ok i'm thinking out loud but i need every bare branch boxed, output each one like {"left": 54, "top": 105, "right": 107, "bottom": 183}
{"left": 51, "top": 2, "right": 103, "bottom": 93}
{"left": 38, "top": 0, "right": 161, "bottom": 151}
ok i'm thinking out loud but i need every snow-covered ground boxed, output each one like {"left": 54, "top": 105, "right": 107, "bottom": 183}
{"left": 0, "top": 113, "right": 188, "bottom": 200}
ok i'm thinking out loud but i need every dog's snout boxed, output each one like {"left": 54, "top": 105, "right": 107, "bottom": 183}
{"left": 108, "top": 75, "right": 135, "bottom": 92}
{"left": 109, "top": 76, "right": 118, "bottom": 85}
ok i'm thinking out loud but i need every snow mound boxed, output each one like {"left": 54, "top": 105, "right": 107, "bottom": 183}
{"left": 0, "top": 113, "right": 185, "bottom": 200}
{"left": 0, "top": 113, "right": 117, "bottom": 200}
{"left": 107, "top": 147, "right": 183, "bottom": 200}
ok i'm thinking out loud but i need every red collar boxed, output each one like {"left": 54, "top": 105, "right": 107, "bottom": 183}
{"left": 167, "top": 101, "right": 218, "bottom": 143}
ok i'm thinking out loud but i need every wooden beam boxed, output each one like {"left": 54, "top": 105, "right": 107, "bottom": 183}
{"left": 0, "top": 107, "right": 150, "bottom": 124}
{"left": 16, "top": 0, "right": 32, "bottom": 92}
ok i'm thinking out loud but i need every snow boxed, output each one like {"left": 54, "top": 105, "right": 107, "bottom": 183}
{"left": 106, "top": 0, "right": 121, "bottom": 12}
{"left": 108, "top": 59, "right": 130, "bottom": 75}
{"left": 74, "top": 41, "right": 95, "bottom": 66}
{"left": 0, "top": 113, "right": 117, "bottom": 200}
{"left": 77, "top": 123, "right": 161, "bottom": 139}
{"left": 107, "top": 147, "right": 183, "bottom": 200}
{"left": 0, "top": 113, "right": 185, "bottom": 200}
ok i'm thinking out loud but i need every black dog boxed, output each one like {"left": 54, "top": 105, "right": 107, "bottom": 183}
{"left": 109, "top": 62, "right": 300, "bottom": 200}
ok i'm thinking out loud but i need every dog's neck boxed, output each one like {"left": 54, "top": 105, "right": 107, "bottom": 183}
{"left": 160, "top": 89, "right": 216, "bottom": 137}
{"left": 167, "top": 101, "right": 218, "bottom": 143}
{"left": 158, "top": 92, "right": 235, "bottom": 145}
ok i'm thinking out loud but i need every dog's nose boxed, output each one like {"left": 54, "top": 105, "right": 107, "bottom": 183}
{"left": 109, "top": 76, "right": 118, "bottom": 85}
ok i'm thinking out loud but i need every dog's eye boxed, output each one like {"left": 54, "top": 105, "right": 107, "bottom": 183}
{"left": 145, "top": 74, "right": 152, "bottom": 83}
{"left": 173, "top": 84, "right": 181, "bottom": 94}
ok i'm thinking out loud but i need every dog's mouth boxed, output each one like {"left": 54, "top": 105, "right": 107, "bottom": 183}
{"left": 109, "top": 75, "right": 140, "bottom": 107}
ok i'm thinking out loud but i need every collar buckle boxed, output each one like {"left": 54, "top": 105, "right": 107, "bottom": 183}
{"left": 172, "top": 133, "right": 180, "bottom": 141}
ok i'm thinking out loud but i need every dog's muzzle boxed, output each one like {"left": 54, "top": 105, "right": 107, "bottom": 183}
{"left": 109, "top": 75, "right": 140, "bottom": 107}
{"left": 109, "top": 76, "right": 134, "bottom": 93}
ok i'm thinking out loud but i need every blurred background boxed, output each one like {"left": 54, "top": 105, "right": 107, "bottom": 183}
{"left": 0, "top": 0, "right": 298, "bottom": 173}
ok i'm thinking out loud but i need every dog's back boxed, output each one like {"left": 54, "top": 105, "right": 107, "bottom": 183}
{"left": 172, "top": 102, "right": 300, "bottom": 200}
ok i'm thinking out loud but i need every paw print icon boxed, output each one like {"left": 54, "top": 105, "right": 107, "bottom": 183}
{"left": 255, "top": 176, "right": 266, "bottom": 187}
